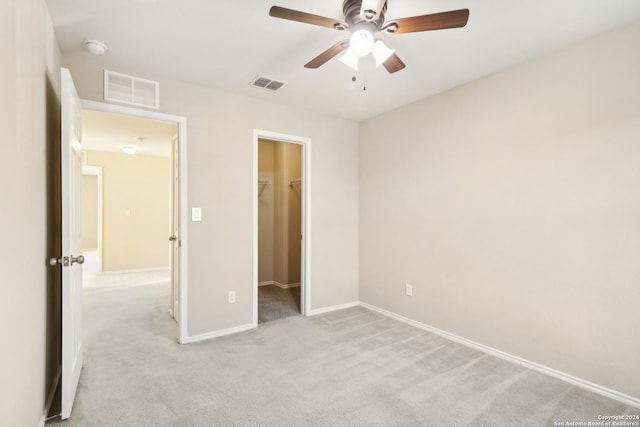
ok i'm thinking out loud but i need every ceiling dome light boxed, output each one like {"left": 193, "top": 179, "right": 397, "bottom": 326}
{"left": 84, "top": 40, "right": 108, "bottom": 55}
{"left": 122, "top": 146, "right": 137, "bottom": 155}
{"left": 349, "top": 29, "right": 374, "bottom": 57}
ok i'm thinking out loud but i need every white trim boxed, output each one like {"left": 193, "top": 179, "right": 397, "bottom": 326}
{"left": 99, "top": 266, "right": 170, "bottom": 275}
{"left": 182, "top": 324, "right": 254, "bottom": 344}
{"left": 81, "top": 165, "right": 103, "bottom": 273}
{"left": 80, "top": 99, "right": 189, "bottom": 345}
{"left": 258, "top": 280, "right": 275, "bottom": 287}
{"left": 358, "top": 301, "right": 640, "bottom": 409}
{"left": 307, "top": 301, "right": 360, "bottom": 316}
{"left": 258, "top": 280, "right": 301, "bottom": 289}
{"left": 252, "top": 130, "right": 312, "bottom": 328}
{"left": 279, "top": 282, "right": 300, "bottom": 289}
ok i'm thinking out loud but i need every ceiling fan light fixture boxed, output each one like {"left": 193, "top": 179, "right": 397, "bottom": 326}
{"left": 349, "top": 29, "right": 374, "bottom": 57}
{"left": 338, "top": 47, "right": 359, "bottom": 70}
{"left": 371, "top": 40, "right": 394, "bottom": 67}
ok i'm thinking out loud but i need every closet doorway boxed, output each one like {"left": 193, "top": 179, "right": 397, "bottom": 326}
{"left": 253, "top": 131, "right": 311, "bottom": 326}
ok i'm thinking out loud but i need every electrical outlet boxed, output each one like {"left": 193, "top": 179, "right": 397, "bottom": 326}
{"left": 405, "top": 283, "right": 413, "bottom": 296}
{"left": 228, "top": 291, "right": 236, "bottom": 303}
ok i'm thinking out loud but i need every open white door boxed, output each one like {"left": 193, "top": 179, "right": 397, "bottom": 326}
{"left": 60, "top": 68, "right": 84, "bottom": 419}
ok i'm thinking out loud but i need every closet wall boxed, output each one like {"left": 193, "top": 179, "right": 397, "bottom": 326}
{"left": 258, "top": 139, "right": 302, "bottom": 287}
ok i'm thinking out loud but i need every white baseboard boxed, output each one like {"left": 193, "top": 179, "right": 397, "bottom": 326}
{"left": 281, "top": 282, "right": 300, "bottom": 289}
{"left": 307, "top": 301, "right": 360, "bottom": 316}
{"left": 182, "top": 324, "right": 254, "bottom": 344}
{"left": 100, "top": 267, "right": 170, "bottom": 275}
{"left": 258, "top": 281, "right": 275, "bottom": 287}
{"left": 258, "top": 280, "right": 301, "bottom": 289}
{"left": 359, "top": 301, "right": 640, "bottom": 409}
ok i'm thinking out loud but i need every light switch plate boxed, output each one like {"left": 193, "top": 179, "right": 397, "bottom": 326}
{"left": 191, "top": 207, "right": 202, "bottom": 222}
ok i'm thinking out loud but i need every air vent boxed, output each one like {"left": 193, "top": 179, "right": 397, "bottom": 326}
{"left": 250, "top": 76, "right": 285, "bottom": 91}
{"left": 104, "top": 70, "right": 159, "bottom": 109}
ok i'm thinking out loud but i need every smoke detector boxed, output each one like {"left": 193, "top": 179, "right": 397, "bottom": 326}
{"left": 84, "top": 40, "right": 108, "bottom": 55}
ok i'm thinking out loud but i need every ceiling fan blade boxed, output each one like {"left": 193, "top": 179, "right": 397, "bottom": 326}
{"left": 269, "top": 6, "right": 348, "bottom": 30}
{"left": 304, "top": 40, "right": 349, "bottom": 69}
{"left": 383, "top": 53, "right": 406, "bottom": 73}
{"left": 385, "top": 9, "right": 469, "bottom": 34}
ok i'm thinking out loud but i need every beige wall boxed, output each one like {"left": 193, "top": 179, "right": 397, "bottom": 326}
{"left": 258, "top": 139, "right": 302, "bottom": 286}
{"left": 82, "top": 174, "right": 99, "bottom": 249}
{"left": 85, "top": 150, "right": 170, "bottom": 272}
{"left": 63, "top": 53, "right": 360, "bottom": 335}
{"left": 0, "top": 0, "right": 61, "bottom": 424}
{"left": 359, "top": 22, "right": 640, "bottom": 399}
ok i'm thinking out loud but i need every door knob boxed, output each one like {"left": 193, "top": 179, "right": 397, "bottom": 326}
{"left": 71, "top": 255, "right": 85, "bottom": 265}
{"left": 49, "top": 257, "right": 62, "bottom": 266}
{"left": 169, "top": 236, "right": 177, "bottom": 242}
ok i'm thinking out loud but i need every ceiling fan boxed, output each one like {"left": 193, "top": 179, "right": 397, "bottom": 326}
{"left": 269, "top": 0, "right": 469, "bottom": 73}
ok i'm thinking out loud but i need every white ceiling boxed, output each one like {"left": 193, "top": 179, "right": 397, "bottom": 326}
{"left": 82, "top": 110, "right": 175, "bottom": 157}
{"left": 47, "top": 0, "right": 640, "bottom": 121}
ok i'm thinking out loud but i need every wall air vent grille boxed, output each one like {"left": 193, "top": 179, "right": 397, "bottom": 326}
{"left": 250, "top": 76, "right": 285, "bottom": 91}
{"left": 104, "top": 70, "right": 159, "bottom": 109}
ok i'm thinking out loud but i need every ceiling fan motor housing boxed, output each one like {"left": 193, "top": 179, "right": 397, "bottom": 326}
{"left": 343, "top": 0, "right": 387, "bottom": 30}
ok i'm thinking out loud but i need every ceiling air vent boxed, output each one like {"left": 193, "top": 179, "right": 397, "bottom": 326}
{"left": 104, "top": 70, "right": 159, "bottom": 109}
{"left": 250, "top": 76, "right": 285, "bottom": 91}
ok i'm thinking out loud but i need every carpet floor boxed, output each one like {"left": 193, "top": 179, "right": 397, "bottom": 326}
{"left": 47, "top": 282, "right": 638, "bottom": 427}
{"left": 258, "top": 285, "right": 301, "bottom": 324}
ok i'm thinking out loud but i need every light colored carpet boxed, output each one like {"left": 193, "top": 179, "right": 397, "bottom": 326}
{"left": 258, "top": 285, "right": 301, "bottom": 324}
{"left": 47, "top": 282, "right": 638, "bottom": 427}
{"left": 83, "top": 269, "right": 171, "bottom": 289}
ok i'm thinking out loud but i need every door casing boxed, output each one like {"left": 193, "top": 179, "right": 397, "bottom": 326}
{"left": 252, "top": 129, "right": 312, "bottom": 327}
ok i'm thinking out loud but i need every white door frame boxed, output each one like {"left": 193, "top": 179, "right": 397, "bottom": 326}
{"left": 252, "top": 129, "right": 311, "bottom": 327}
{"left": 81, "top": 165, "right": 103, "bottom": 274}
{"left": 81, "top": 99, "right": 189, "bottom": 344}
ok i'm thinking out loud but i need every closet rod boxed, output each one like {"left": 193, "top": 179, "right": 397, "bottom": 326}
{"left": 258, "top": 180, "right": 271, "bottom": 197}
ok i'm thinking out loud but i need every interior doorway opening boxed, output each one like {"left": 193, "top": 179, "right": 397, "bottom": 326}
{"left": 80, "top": 100, "right": 188, "bottom": 343}
{"left": 79, "top": 109, "right": 177, "bottom": 320}
{"left": 253, "top": 130, "right": 311, "bottom": 327}
{"left": 257, "top": 139, "right": 302, "bottom": 323}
